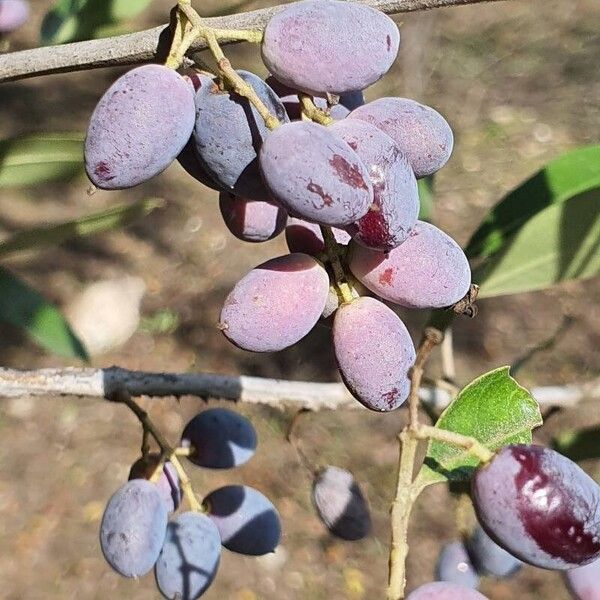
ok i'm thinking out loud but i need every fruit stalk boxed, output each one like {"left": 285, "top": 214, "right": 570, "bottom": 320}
{"left": 110, "top": 390, "right": 202, "bottom": 512}
{"left": 299, "top": 93, "right": 334, "bottom": 125}
{"left": 320, "top": 225, "right": 355, "bottom": 304}
{"left": 174, "top": 0, "right": 280, "bottom": 130}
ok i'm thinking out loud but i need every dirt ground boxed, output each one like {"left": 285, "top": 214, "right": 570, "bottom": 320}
{"left": 0, "top": 0, "right": 599, "bottom": 599}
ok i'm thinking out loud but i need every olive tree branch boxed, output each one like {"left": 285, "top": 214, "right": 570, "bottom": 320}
{"left": 0, "top": 366, "right": 596, "bottom": 410}
{"left": 387, "top": 431, "right": 419, "bottom": 600}
{"left": 387, "top": 328, "right": 443, "bottom": 600}
{"left": 386, "top": 420, "right": 494, "bottom": 599}
{"left": 0, "top": 0, "right": 508, "bottom": 84}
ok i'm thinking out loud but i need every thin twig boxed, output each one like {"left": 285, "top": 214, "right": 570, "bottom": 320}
{"left": 414, "top": 424, "right": 494, "bottom": 462}
{"left": 141, "top": 424, "right": 151, "bottom": 456}
{"left": 386, "top": 417, "right": 493, "bottom": 599}
{"left": 320, "top": 226, "right": 355, "bottom": 304}
{"left": 0, "top": 0, "right": 509, "bottom": 84}
{"left": 299, "top": 94, "right": 334, "bottom": 125}
{"left": 408, "top": 327, "right": 444, "bottom": 429}
{"left": 387, "top": 431, "right": 419, "bottom": 600}
{"left": 109, "top": 389, "right": 202, "bottom": 511}
{"left": 387, "top": 326, "right": 443, "bottom": 599}
{"left": 286, "top": 408, "right": 318, "bottom": 475}
{"left": 174, "top": 446, "right": 194, "bottom": 456}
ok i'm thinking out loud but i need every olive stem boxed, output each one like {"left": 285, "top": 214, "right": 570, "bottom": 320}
{"left": 387, "top": 432, "right": 421, "bottom": 600}
{"left": 414, "top": 424, "right": 494, "bottom": 463}
{"left": 149, "top": 456, "right": 166, "bottom": 483}
{"left": 164, "top": 3, "right": 187, "bottom": 68}
{"left": 386, "top": 420, "right": 492, "bottom": 599}
{"left": 455, "top": 493, "right": 472, "bottom": 539}
{"left": 168, "top": 454, "right": 203, "bottom": 512}
{"left": 174, "top": 446, "right": 194, "bottom": 457}
{"left": 286, "top": 408, "right": 319, "bottom": 476}
{"left": 388, "top": 326, "right": 445, "bottom": 598}
{"left": 209, "top": 28, "right": 264, "bottom": 43}
{"left": 320, "top": 225, "right": 354, "bottom": 304}
{"left": 299, "top": 94, "right": 334, "bottom": 126}
{"left": 110, "top": 390, "right": 202, "bottom": 512}
{"left": 141, "top": 424, "right": 151, "bottom": 456}
{"left": 408, "top": 327, "right": 444, "bottom": 430}
{"left": 175, "top": 0, "right": 280, "bottom": 130}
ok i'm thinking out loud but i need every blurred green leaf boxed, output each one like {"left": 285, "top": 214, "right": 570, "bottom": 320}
{"left": 41, "top": 0, "right": 151, "bottom": 45}
{"left": 0, "top": 199, "right": 163, "bottom": 257}
{"left": 466, "top": 145, "right": 600, "bottom": 260}
{"left": 417, "top": 176, "right": 434, "bottom": 222}
{"left": 0, "top": 133, "right": 83, "bottom": 188}
{"left": 552, "top": 426, "right": 600, "bottom": 463}
{"left": 111, "top": 0, "right": 153, "bottom": 20}
{"left": 473, "top": 188, "right": 599, "bottom": 298}
{"left": 0, "top": 268, "right": 88, "bottom": 360}
{"left": 415, "top": 367, "right": 542, "bottom": 488}
{"left": 140, "top": 309, "right": 180, "bottom": 335}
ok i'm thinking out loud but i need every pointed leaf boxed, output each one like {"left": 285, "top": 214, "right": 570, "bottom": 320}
{"left": 414, "top": 367, "right": 542, "bottom": 488}
{"left": 0, "top": 199, "right": 163, "bottom": 257}
{"left": 0, "top": 268, "right": 88, "bottom": 360}
{"left": 0, "top": 133, "right": 83, "bottom": 187}
{"left": 473, "top": 189, "right": 599, "bottom": 298}
{"left": 466, "top": 145, "right": 600, "bottom": 260}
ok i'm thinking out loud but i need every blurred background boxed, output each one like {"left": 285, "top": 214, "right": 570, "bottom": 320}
{"left": 0, "top": 0, "right": 598, "bottom": 598}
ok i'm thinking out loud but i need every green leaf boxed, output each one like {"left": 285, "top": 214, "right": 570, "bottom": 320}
{"left": 552, "top": 426, "right": 600, "bottom": 462}
{"left": 0, "top": 199, "right": 163, "bottom": 257}
{"left": 140, "top": 309, "right": 180, "bottom": 335}
{"left": 473, "top": 188, "right": 599, "bottom": 298}
{"left": 0, "top": 133, "right": 83, "bottom": 188}
{"left": 466, "top": 145, "right": 600, "bottom": 260}
{"left": 111, "top": 0, "right": 152, "bottom": 21}
{"left": 0, "top": 268, "right": 88, "bottom": 360}
{"left": 417, "top": 176, "right": 434, "bottom": 222}
{"left": 414, "top": 367, "right": 542, "bottom": 488}
{"left": 41, "top": 0, "right": 151, "bottom": 45}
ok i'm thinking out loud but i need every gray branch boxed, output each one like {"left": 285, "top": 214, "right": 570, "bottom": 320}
{"left": 0, "top": 366, "right": 597, "bottom": 411}
{"left": 0, "top": 0, "right": 506, "bottom": 84}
